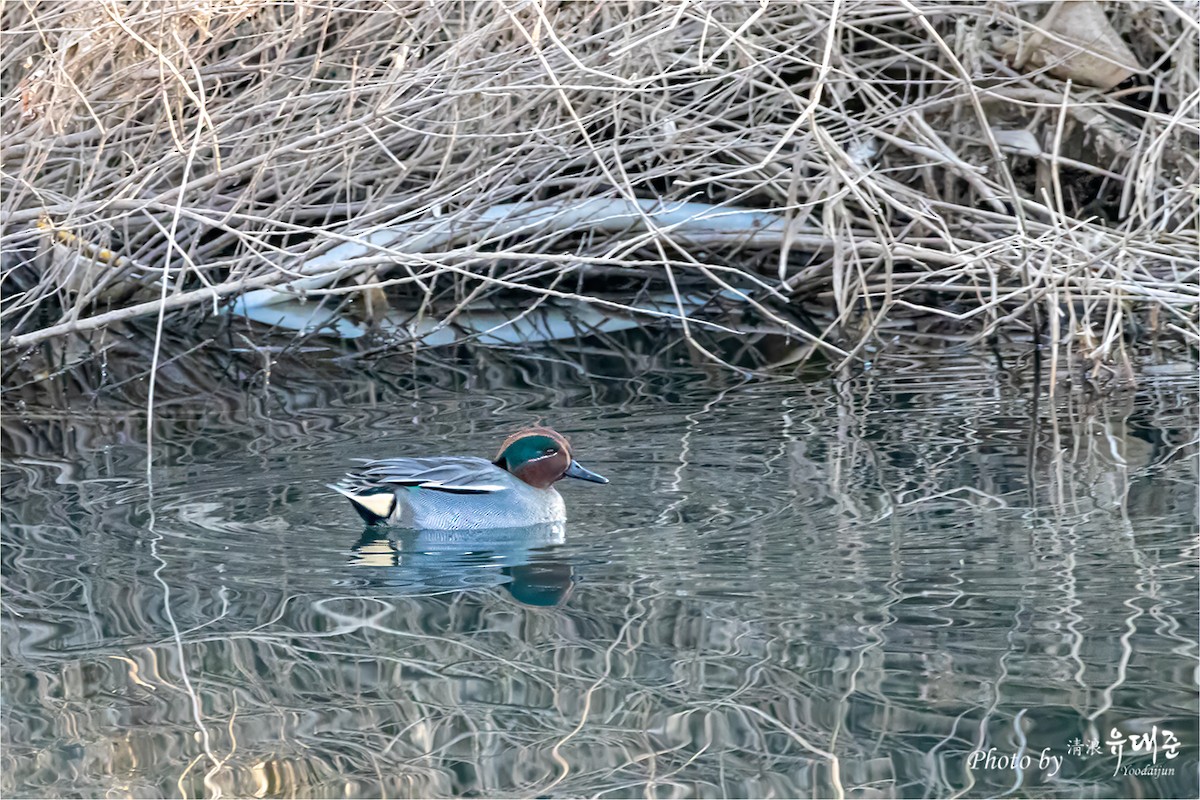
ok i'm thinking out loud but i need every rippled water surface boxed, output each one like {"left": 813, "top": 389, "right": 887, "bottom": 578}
{"left": 3, "top": 351, "right": 1197, "bottom": 798}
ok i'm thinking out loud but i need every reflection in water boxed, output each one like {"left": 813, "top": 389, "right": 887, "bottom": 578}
{"left": 2, "top": 349, "right": 1197, "bottom": 798}
{"left": 503, "top": 561, "right": 575, "bottom": 607}
{"left": 350, "top": 524, "right": 574, "bottom": 606}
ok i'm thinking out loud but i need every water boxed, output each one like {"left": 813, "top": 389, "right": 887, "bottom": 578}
{"left": 2, "top": 351, "right": 1196, "bottom": 798}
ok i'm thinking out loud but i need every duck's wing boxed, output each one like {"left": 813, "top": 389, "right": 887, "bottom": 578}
{"left": 340, "top": 456, "right": 510, "bottom": 494}
{"left": 328, "top": 456, "right": 510, "bottom": 525}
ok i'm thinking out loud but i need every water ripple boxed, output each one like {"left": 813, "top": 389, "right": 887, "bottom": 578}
{"left": 3, "top": 356, "right": 1196, "bottom": 798}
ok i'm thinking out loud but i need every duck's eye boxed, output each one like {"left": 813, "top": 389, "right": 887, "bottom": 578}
{"left": 544, "top": 447, "right": 559, "bottom": 457}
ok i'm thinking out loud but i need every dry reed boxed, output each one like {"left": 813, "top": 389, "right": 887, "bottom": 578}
{"left": 1, "top": 1, "right": 1197, "bottom": 377}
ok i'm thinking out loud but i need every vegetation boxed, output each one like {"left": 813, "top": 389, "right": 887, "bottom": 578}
{"left": 2, "top": 1, "right": 1196, "bottom": 381}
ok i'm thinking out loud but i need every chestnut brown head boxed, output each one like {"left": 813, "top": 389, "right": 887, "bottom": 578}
{"left": 493, "top": 427, "right": 608, "bottom": 490}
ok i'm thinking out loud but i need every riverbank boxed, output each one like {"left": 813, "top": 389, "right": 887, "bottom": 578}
{"left": 2, "top": 1, "right": 1196, "bottom": 387}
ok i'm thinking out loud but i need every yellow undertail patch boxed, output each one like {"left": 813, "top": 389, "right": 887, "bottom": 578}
{"left": 329, "top": 484, "right": 396, "bottom": 522}
{"left": 350, "top": 492, "right": 395, "bottom": 520}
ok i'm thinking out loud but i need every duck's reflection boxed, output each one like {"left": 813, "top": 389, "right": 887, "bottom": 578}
{"left": 349, "top": 522, "right": 574, "bottom": 606}
{"left": 503, "top": 561, "right": 575, "bottom": 606}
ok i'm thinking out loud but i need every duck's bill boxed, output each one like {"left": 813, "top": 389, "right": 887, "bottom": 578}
{"left": 564, "top": 460, "right": 608, "bottom": 484}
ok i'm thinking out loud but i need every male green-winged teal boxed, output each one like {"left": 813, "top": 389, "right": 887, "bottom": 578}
{"left": 329, "top": 427, "right": 608, "bottom": 529}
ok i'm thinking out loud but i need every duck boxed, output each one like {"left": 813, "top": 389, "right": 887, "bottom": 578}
{"left": 329, "top": 426, "right": 608, "bottom": 529}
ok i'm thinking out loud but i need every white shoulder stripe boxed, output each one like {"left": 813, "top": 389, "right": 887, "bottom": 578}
{"left": 429, "top": 483, "right": 508, "bottom": 492}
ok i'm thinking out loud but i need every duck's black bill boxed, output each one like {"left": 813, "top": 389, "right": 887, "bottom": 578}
{"left": 564, "top": 460, "right": 608, "bottom": 484}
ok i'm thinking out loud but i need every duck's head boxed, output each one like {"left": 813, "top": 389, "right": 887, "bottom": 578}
{"left": 494, "top": 427, "right": 608, "bottom": 490}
